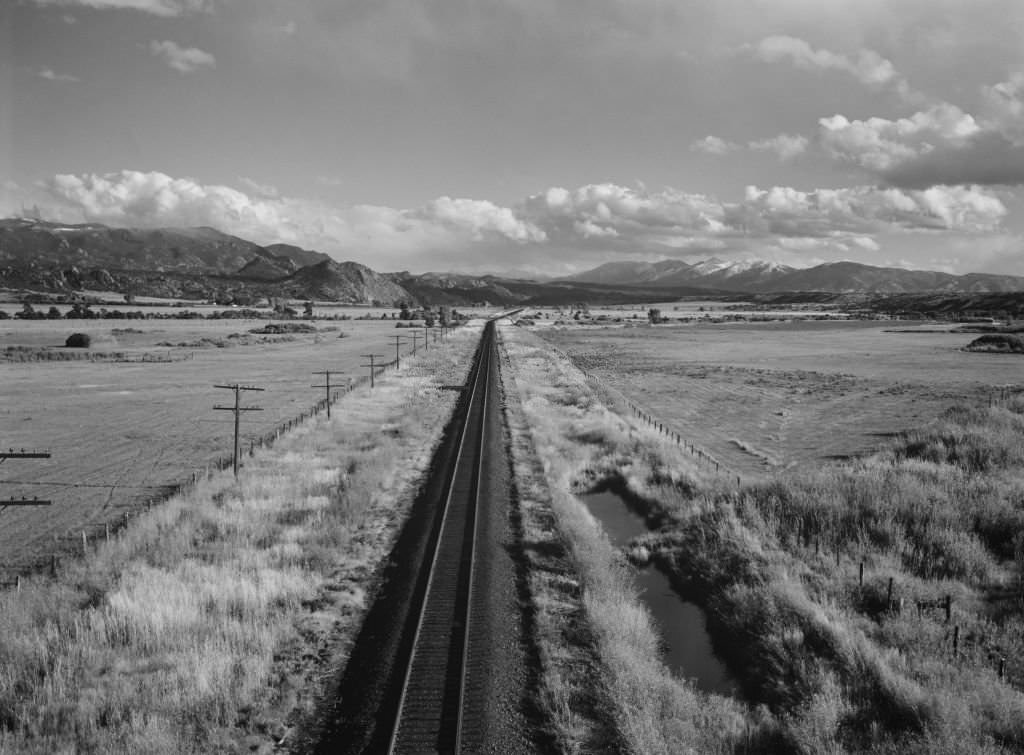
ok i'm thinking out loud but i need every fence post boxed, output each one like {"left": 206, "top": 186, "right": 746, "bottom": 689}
{"left": 945, "top": 595, "right": 952, "bottom": 623}
{"left": 886, "top": 577, "right": 894, "bottom": 609}
{"left": 859, "top": 562, "right": 864, "bottom": 586}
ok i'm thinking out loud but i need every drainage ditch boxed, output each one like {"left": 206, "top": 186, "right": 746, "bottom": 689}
{"left": 580, "top": 485, "right": 736, "bottom": 696}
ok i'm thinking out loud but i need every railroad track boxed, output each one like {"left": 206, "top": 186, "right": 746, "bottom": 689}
{"left": 385, "top": 321, "right": 496, "bottom": 753}
{"left": 313, "top": 320, "right": 509, "bottom": 754}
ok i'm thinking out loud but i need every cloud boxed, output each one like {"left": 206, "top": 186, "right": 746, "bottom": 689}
{"left": 27, "top": 171, "right": 1009, "bottom": 273}
{"left": 31, "top": 0, "right": 212, "bottom": 16}
{"left": 736, "top": 184, "right": 1005, "bottom": 235}
{"left": 237, "top": 177, "right": 279, "bottom": 199}
{"left": 35, "top": 68, "right": 81, "bottom": 83}
{"left": 982, "top": 72, "right": 1024, "bottom": 146}
{"left": 148, "top": 40, "right": 216, "bottom": 73}
{"left": 410, "top": 197, "right": 546, "bottom": 243}
{"left": 818, "top": 91, "right": 1024, "bottom": 186}
{"left": 34, "top": 170, "right": 544, "bottom": 267}
{"left": 691, "top": 133, "right": 808, "bottom": 161}
{"left": 690, "top": 135, "right": 739, "bottom": 156}
{"left": 749, "top": 35, "right": 919, "bottom": 101}
{"left": 748, "top": 134, "right": 809, "bottom": 161}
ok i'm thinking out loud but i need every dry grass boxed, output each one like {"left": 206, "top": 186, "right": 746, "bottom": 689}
{"left": 0, "top": 317, "right": 424, "bottom": 574}
{"left": 0, "top": 324, "right": 482, "bottom": 753}
{"left": 499, "top": 324, "right": 746, "bottom": 754}
{"left": 503, "top": 321, "right": 1024, "bottom": 753}
{"left": 540, "top": 320, "right": 1016, "bottom": 477}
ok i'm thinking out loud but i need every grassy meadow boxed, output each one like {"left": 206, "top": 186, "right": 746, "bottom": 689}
{"left": 0, "top": 321, "right": 482, "bottom": 753}
{"left": 540, "top": 320, "right": 1018, "bottom": 478}
{"left": 500, "top": 321, "right": 1024, "bottom": 753}
{"left": 0, "top": 314, "right": 466, "bottom": 573}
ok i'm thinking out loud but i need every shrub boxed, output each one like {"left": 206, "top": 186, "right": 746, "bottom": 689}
{"left": 65, "top": 333, "right": 91, "bottom": 348}
{"left": 965, "top": 334, "right": 1024, "bottom": 353}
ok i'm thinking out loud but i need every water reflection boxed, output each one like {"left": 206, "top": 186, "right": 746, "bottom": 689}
{"left": 582, "top": 488, "right": 737, "bottom": 696}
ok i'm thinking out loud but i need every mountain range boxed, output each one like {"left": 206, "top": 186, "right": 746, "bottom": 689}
{"left": 559, "top": 257, "right": 1024, "bottom": 294}
{"left": 3, "top": 217, "right": 1024, "bottom": 307}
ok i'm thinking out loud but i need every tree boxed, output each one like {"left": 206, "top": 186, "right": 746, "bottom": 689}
{"left": 399, "top": 302, "right": 412, "bottom": 320}
{"left": 303, "top": 301, "right": 314, "bottom": 318}
{"left": 65, "top": 332, "right": 91, "bottom": 348}
{"left": 46, "top": 306, "right": 63, "bottom": 319}
{"left": 648, "top": 308, "right": 662, "bottom": 324}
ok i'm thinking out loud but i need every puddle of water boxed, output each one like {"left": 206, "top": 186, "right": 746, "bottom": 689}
{"left": 581, "top": 488, "right": 737, "bottom": 696}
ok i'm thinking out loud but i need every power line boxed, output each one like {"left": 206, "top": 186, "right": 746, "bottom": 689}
{"left": 0, "top": 449, "right": 53, "bottom": 510}
{"left": 361, "top": 354, "right": 384, "bottom": 389}
{"left": 312, "top": 370, "right": 344, "bottom": 419}
{"left": 213, "top": 384, "right": 265, "bottom": 477}
{"left": 390, "top": 334, "right": 408, "bottom": 369}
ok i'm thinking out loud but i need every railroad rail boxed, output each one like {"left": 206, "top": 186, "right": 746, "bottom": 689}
{"left": 313, "top": 319, "right": 506, "bottom": 754}
{"left": 385, "top": 321, "right": 495, "bottom": 753}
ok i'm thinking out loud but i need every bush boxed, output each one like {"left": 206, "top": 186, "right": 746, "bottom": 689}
{"left": 65, "top": 333, "right": 91, "bottom": 348}
{"left": 965, "top": 334, "right": 1024, "bottom": 353}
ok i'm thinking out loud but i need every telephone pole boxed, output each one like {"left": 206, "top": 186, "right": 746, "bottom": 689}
{"left": 214, "top": 384, "right": 264, "bottom": 477}
{"left": 389, "top": 334, "right": 407, "bottom": 369}
{"left": 361, "top": 354, "right": 384, "bottom": 388}
{"left": 312, "top": 370, "right": 343, "bottom": 418}
{"left": 0, "top": 449, "right": 53, "bottom": 509}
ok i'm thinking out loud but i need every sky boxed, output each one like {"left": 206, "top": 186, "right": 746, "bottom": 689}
{"left": 2, "top": 0, "right": 1024, "bottom": 276}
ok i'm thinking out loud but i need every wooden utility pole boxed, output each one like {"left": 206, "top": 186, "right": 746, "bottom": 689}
{"left": 0, "top": 450, "right": 53, "bottom": 509}
{"left": 390, "top": 335, "right": 407, "bottom": 369}
{"left": 361, "top": 354, "right": 384, "bottom": 388}
{"left": 312, "top": 370, "right": 342, "bottom": 418}
{"left": 214, "top": 384, "right": 264, "bottom": 477}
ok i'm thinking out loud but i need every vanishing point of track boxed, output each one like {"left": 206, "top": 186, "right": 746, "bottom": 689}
{"left": 386, "top": 321, "right": 496, "bottom": 753}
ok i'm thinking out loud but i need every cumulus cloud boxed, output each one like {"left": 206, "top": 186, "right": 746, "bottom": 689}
{"left": 748, "top": 133, "right": 809, "bottom": 160}
{"left": 691, "top": 133, "right": 808, "bottom": 161}
{"left": 35, "top": 171, "right": 544, "bottom": 267}
{"left": 690, "top": 135, "right": 739, "bottom": 156}
{"left": 409, "top": 197, "right": 546, "bottom": 243}
{"left": 29, "top": 171, "right": 1009, "bottom": 272}
{"left": 735, "top": 184, "right": 1005, "bottom": 235}
{"left": 750, "top": 35, "right": 919, "bottom": 101}
{"left": 982, "top": 72, "right": 1024, "bottom": 146}
{"left": 149, "top": 41, "right": 216, "bottom": 73}
{"left": 819, "top": 92, "right": 1024, "bottom": 187}
{"left": 32, "top": 0, "right": 212, "bottom": 16}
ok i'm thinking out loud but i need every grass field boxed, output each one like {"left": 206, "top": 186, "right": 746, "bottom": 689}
{"left": 539, "top": 320, "right": 1019, "bottom": 478}
{"left": 0, "top": 321, "right": 483, "bottom": 752}
{"left": 504, "top": 319, "right": 1024, "bottom": 753}
{"left": 0, "top": 312, "right": 491, "bottom": 574}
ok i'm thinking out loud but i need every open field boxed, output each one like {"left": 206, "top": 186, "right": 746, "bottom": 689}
{"left": 539, "top": 320, "right": 1020, "bottom": 478}
{"left": 502, "top": 322, "right": 1024, "bottom": 752}
{"left": 0, "top": 323, "right": 482, "bottom": 752}
{"left": 0, "top": 314, "right": 487, "bottom": 574}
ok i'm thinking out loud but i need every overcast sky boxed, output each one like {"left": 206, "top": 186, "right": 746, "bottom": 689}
{"left": 3, "top": 0, "right": 1024, "bottom": 275}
